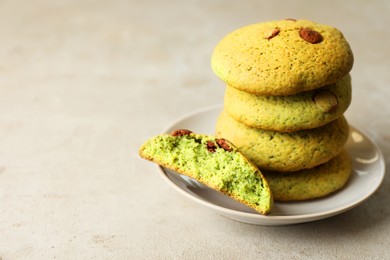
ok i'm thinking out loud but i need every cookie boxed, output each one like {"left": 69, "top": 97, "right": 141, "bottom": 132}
{"left": 215, "top": 110, "right": 350, "bottom": 172}
{"left": 211, "top": 19, "right": 354, "bottom": 96}
{"left": 263, "top": 150, "right": 352, "bottom": 201}
{"left": 138, "top": 129, "right": 273, "bottom": 215}
{"left": 224, "top": 74, "right": 352, "bottom": 132}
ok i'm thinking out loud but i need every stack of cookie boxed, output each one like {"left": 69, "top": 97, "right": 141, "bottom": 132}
{"left": 211, "top": 19, "right": 354, "bottom": 201}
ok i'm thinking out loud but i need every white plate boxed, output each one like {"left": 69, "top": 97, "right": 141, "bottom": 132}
{"left": 157, "top": 105, "right": 386, "bottom": 226}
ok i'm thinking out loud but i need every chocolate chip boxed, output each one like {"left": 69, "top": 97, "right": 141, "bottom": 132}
{"left": 313, "top": 90, "right": 338, "bottom": 112}
{"left": 171, "top": 129, "right": 193, "bottom": 136}
{"left": 206, "top": 141, "right": 217, "bottom": 153}
{"left": 216, "top": 138, "right": 233, "bottom": 152}
{"left": 285, "top": 18, "right": 297, "bottom": 21}
{"left": 265, "top": 28, "right": 280, "bottom": 40}
{"left": 299, "top": 28, "right": 323, "bottom": 44}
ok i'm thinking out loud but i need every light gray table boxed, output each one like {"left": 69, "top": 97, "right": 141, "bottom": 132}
{"left": 1, "top": 0, "right": 389, "bottom": 259}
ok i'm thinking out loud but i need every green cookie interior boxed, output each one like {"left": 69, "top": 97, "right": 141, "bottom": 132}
{"left": 139, "top": 133, "right": 273, "bottom": 215}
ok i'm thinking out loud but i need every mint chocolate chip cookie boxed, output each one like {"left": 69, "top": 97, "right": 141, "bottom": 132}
{"left": 263, "top": 150, "right": 352, "bottom": 201}
{"left": 224, "top": 74, "right": 351, "bottom": 132}
{"left": 211, "top": 19, "right": 354, "bottom": 95}
{"left": 216, "top": 110, "right": 350, "bottom": 172}
{"left": 139, "top": 130, "right": 273, "bottom": 215}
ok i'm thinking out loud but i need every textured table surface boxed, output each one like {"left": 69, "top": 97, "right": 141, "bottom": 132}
{"left": 1, "top": 0, "right": 389, "bottom": 259}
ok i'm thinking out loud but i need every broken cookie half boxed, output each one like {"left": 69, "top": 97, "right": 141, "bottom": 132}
{"left": 138, "top": 129, "right": 273, "bottom": 215}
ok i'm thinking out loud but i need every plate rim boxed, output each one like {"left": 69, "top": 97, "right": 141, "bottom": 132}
{"left": 157, "top": 104, "right": 386, "bottom": 224}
